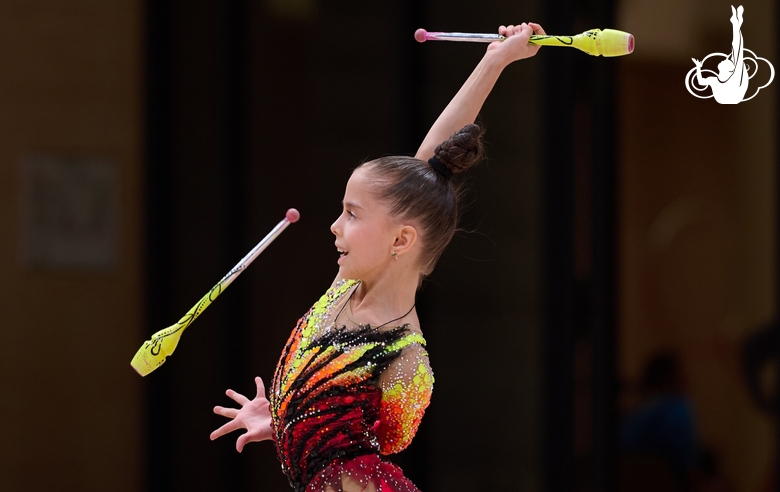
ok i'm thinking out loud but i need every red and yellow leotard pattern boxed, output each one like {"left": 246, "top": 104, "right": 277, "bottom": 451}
{"left": 270, "top": 279, "right": 433, "bottom": 492}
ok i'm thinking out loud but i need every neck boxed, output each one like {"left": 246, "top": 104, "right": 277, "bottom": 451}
{"left": 348, "top": 266, "right": 419, "bottom": 326}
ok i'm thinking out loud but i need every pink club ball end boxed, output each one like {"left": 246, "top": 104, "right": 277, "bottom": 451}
{"left": 286, "top": 208, "right": 300, "bottom": 223}
{"left": 414, "top": 29, "right": 428, "bottom": 43}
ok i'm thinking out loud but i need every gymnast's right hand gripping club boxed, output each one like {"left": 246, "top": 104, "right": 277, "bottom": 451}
{"left": 415, "top": 28, "right": 635, "bottom": 57}
{"left": 130, "top": 208, "right": 300, "bottom": 377}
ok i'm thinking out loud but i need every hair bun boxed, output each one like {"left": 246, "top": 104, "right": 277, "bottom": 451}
{"left": 432, "top": 124, "right": 484, "bottom": 177}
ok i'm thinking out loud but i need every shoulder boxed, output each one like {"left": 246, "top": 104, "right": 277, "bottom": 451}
{"left": 312, "top": 279, "right": 359, "bottom": 312}
{"left": 328, "top": 274, "right": 361, "bottom": 291}
{"left": 393, "top": 310, "right": 423, "bottom": 337}
{"left": 327, "top": 278, "right": 360, "bottom": 297}
{"left": 379, "top": 322, "right": 427, "bottom": 352}
{"left": 379, "top": 339, "right": 434, "bottom": 404}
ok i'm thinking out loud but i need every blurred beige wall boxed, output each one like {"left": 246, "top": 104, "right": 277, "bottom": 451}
{"left": 618, "top": 1, "right": 777, "bottom": 491}
{"left": 0, "top": 2, "right": 143, "bottom": 491}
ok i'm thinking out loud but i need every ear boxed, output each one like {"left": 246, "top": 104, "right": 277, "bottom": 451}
{"left": 392, "top": 224, "right": 418, "bottom": 257}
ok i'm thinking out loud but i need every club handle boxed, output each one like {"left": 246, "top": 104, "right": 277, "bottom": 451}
{"left": 130, "top": 214, "right": 296, "bottom": 376}
{"left": 424, "top": 32, "right": 504, "bottom": 42}
{"left": 219, "top": 216, "right": 292, "bottom": 291}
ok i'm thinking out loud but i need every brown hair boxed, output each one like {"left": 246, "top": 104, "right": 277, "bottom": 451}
{"left": 358, "top": 124, "right": 484, "bottom": 277}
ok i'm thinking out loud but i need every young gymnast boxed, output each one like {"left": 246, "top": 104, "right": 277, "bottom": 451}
{"left": 209, "top": 21, "right": 546, "bottom": 492}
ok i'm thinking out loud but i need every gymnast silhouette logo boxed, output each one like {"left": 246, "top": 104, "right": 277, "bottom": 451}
{"left": 685, "top": 5, "right": 774, "bottom": 104}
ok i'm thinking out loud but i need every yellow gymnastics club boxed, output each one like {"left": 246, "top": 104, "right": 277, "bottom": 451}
{"left": 131, "top": 208, "right": 300, "bottom": 377}
{"left": 414, "top": 28, "right": 635, "bottom": 57}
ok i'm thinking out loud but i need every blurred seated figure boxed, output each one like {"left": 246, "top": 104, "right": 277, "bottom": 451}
{"left": 620, "top": 351, "right": 698, "bottom": 491}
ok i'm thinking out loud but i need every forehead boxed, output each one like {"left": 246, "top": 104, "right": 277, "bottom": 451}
{"left": 344, "top": 168, "right": 377, "bottom": 200}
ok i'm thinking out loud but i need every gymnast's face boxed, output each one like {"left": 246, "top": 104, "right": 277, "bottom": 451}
{"left": 330, "top": 168, "right": 398, "bottom": 281}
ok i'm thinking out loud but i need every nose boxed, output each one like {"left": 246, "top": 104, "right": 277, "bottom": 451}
{"left": 330, "top": 215, "right": 341, "bottom": 236}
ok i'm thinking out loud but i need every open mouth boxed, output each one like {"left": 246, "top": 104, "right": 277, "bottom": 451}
{"left": 337, "top": 248, "right": 349, "bottom": 258}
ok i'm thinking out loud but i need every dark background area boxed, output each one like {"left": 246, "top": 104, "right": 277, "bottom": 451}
{"left": 0, "top": 0, "right": 777, "bottom": 491}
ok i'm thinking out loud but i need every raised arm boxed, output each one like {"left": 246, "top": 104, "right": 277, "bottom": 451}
{"left": 415, "top": 22, "right": 546, "bottom": 161}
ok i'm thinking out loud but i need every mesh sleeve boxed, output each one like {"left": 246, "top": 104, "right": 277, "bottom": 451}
{"left": 377, "top": 343, "right": 434, "bottom": 455}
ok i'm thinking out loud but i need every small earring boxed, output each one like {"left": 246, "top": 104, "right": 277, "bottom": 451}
{"left": 391, "top": 251, "right": 398, "bottom": 260}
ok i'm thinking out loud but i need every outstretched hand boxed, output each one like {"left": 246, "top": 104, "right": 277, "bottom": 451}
{"left": 487, "top": 23, "right": 546, "bottom": 65}
{"left": 211, "top": 376, "right": 273, "bottom": 452}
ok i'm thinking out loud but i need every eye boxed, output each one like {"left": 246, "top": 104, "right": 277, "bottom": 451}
{"left": 347, "top": 210, "right": 356, "bottom": 220}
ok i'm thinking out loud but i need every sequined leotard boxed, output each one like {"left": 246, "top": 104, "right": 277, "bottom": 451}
{"left": 270, "top": 279, "right": 434, "bottom": 492}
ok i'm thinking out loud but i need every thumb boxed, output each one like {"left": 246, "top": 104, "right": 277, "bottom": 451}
{"left": 255, "top": 376, "right": 266, "bottom": 398}
{"left": 237, "top": 429, "right": 265, "bottom": 452}
{"left": 236, "top": 433, "right": 249, "bottom": 453}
